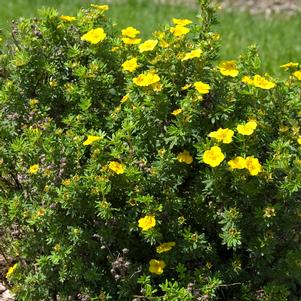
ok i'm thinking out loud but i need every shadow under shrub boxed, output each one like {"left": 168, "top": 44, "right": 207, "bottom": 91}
{"left": 0, "top": 1, "right": 300, "bottom": 300}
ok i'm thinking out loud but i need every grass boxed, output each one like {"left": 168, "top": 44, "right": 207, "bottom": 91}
{"left": 0, "top": 0, "right": 300, "bottom": 76}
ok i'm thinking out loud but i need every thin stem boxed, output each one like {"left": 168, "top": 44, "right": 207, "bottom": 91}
{"left": 218, "top": 282, "right": 242, "bottom": 287}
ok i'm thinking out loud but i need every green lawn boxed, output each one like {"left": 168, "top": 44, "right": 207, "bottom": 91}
{"left": 0, "top": 0, "right": 300, "bottom": 76}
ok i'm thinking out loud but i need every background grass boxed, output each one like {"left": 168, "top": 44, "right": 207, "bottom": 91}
{"left": 0, "top": 0, "right": 300, "bottom": 76}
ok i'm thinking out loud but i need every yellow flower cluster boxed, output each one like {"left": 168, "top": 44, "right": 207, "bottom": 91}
{"left": 81, "top": 28, "right": 106, "bottom": 44}
{"left": 203, "top": 120, "right": 260, "bottom": 172}
{"left": 208, "top": 128, "right": 234, "bottom": 144}
{"left": 133, "top": 71, "right": 160, "bottom": 87}
{"left": 121, "top": 26, "right": 141, "bottom": 45}
{"left": 170, "top": 18, "right": 192, "bottom": 37}
{"left": 218, "top": 60, "right": 239, "bottom": 77}
{"left": 242, "top": 75, "right": 275, "bottom": 89}
{"left": 228, "top": 156, "right": 262, "bottom": 175}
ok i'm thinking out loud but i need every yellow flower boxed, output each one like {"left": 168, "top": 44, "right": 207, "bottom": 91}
{"left": 181, "top": 83, "right": 192, "bottom": 90}
{"left": 54, "top": 244, "right": 61, "bottom": 252}
{"left": 122, "top": 57, "right": 139, "bottom": 72}
{"left": 232, "top": 260, "right": 242, "bottom": 271}
{"left": 171, "top": 108, "right": 182, "bottom": 116}
{"left": 121, "top": 37, "right": 141, "bottom": 45}
{"left": 121, "top": 26, "right": 140, "bottom": 38}
{"left": 172, "top": 18, "right": 192, "bottom": 26}
{"left": 62, "top": 178, "right": 71, "bottom": 186}
{"left": 297, "top": 136, "right": 301, "bottom": 144}
{"left": 293, "top": 70, "right": 301, "bottom": 80}
{"left": 90, "top": 4, "right": 109, "bottom": 11}
{"left": 149, "top": 259, "right": 165, "bottom": 275}
{"left": 237, "top": 120, "right": 257, "bottom": 136}
{"left": 29, "top": 98, "right": 39, "bottom": 106}
{"left": 177, "top": 150, "right": 193, "bottom": 164}
{"left": 263, "top": 207, "right": 276, "bottom": 218}
{"left": 208, "top": 128, "right": 234, "bottom": 144}
{"left": 29, "top": 164, "right": 39, "bottom": 174}
{"left": 36, "top": 208, "right": 46, "bottom": 217}
{"left": 108, "top": 161, "right": 125, "bottom": 174}
{"left": 203, "top": 146, "right": 225, "bottom": 167}
{"left": 139, "top": 39, "right": 158, "bottom": 53}
{"left": 245, "top": 156, "right": 262, "bottom": 176}
{"left": 83, "top": 135, "right": 102, "bottom": 145}
{"left": 49, "top": 80, "right": 57, "bottom": 87}
{"left": 181, "top": 49, "right": 202, "bottom": 61}
{"left": 206, "top": 261, "right": 213, "bottom": 269}
{"left": 81, "top": 28, "right": 106, "bottom": 44}
{"left": 211, "top": 32, "right": 220, "bottom": 40}
{"left": 228, "top": 157, "right": 246, "bottom": 169}
{"left": 120, "top": 94, "right": 129, "bottom": 103}
{"left": 6, "top": 263, "right": 18, "bottom": 278}
{"left": 138, "top": 215, "right": 156, "bottom": 231}
{"left": 133, "top": 71, "right": 160, "bottom": 87}
{"left": 152, "top": 82, "right": 163, "bottom": 92}
{"left": 194, "top": 81, "right": 210, "bottom": 94}
{"left": 253, "top": 75, "right": 275, "bottom": 89}
{"left": 170, "top": 25, "right": 190, "bottom": 37}
{"left": 218, "top": 61, "right": 239, "bottom": 77}
{"left": 241, "top": 76, "right": 253, "bottom": 85}
{"left": 60, "top": 15, "right": 76, "bottom": 22}
{"left": 279, "top": 125, "right": 289, "bottom": 133}
{"left": 156, "top": 242, "right": 176, "bottom": 253}
{"left": 280, "top": 62, "right": 298, "bottom": 69}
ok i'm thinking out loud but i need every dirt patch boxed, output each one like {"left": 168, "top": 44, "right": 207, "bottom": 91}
{"left": 219, "top": 0, "right": 300, "bottom": 16}
{"left": 151, "top": 0, "right": 301, "bottom": 15}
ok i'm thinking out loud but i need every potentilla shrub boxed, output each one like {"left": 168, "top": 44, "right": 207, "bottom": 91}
{"left": 0, "top": 1, "right": 301, "bottom": 300}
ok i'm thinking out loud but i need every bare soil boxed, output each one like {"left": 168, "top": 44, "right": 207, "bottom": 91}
{"left": 151, "top": 0, "right": 301, "bottom": 15}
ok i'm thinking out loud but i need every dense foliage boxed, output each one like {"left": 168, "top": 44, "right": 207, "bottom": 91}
{"left": 0, "top": 1, "right": 300, "bottom": 300}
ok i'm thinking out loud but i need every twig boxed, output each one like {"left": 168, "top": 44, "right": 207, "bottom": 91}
{"left": 218, "top": 282, "right": 242, "bottom": 287}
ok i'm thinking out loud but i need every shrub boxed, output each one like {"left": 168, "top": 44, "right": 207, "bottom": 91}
{"left": 0, "top": 1, "right": 301, "bottom": 300}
